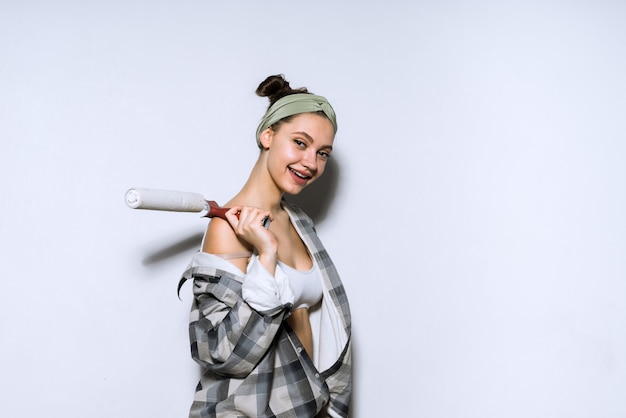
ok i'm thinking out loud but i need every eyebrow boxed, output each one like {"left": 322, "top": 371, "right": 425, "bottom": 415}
{"left": 293, "top": 131, "right": 333, "bottom": 150}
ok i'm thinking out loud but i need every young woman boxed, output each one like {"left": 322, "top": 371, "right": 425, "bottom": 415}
{"left": 181, "top": 75, "right": 352, "bottom": 417}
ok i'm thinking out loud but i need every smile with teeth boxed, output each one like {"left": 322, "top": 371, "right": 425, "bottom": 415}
{"left": 289, "top": 167, "right": 312, "bottom": 183}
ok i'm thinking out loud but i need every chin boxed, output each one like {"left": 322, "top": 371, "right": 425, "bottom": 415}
{"left": 282, "top": 182, "right": 310, "bottom": 196}
{"left": 284, "top": 187, "right": 306, "bottom": 196}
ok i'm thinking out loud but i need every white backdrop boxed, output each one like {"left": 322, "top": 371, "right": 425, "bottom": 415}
{"left": 1, "top": 1, "right": 625, "bottom": 417}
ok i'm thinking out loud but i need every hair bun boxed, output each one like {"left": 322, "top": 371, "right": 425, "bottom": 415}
{"left": 256, "top": 74, "right": 309, "bottom": 107}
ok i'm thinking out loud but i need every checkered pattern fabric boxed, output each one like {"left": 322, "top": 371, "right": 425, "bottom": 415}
{"left": 181, "top": 201, "right": 352, "bottom": 418}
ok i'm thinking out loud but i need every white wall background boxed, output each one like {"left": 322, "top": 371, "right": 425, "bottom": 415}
{"left": 1, "top": 1, "right": 625, "bottom": 417}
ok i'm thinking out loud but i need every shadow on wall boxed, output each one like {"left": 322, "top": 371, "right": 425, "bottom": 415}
{"left": 142, "top": 232, "right": 205, "bottom": 265}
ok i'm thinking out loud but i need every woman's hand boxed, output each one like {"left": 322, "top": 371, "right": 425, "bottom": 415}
{"left": 225, "top": 206, "right": 278, "bottom": 274}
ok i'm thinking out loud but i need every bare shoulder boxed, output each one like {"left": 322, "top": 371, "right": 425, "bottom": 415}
{"left": 202, "top": 217, "right": 250, "bottom": 255}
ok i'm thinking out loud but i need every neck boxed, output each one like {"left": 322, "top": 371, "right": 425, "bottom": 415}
{"left": 233, "top": 153, "right": 284, "bottom": 213}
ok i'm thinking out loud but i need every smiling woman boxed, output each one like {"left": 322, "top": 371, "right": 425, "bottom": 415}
{"left": 261, "top": 112, "right": 335, "bottom": 194}
{"left": 180, "top": 75, "right": 352, "bottom": 418}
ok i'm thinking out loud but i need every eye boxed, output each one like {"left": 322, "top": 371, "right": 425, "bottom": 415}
{"left": 318, "top": 150, "right": 331, "bottom": 159}
{"left": 293, "top": 139, "right": 306, "bottom": 147}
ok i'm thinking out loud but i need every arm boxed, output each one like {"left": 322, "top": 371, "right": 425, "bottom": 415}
{"left": 188, "top": 256, "right": 289, "bottom": 378}
{"left": 188, "top": 207, "right": 293, "bottom": 378}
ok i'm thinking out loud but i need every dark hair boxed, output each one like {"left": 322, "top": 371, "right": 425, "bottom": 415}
{"left": 256, "top": 74, "right": 310, "bottom": 108}
{"left": 255, "top": 74, "right": 331, "bottom": 134}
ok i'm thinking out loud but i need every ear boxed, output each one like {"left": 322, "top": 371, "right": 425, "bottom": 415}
{"left": 259, "top": 127, "right": 273, "bottom": 150}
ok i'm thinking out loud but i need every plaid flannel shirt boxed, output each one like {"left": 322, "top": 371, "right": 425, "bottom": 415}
{"left": 181, "top": 201, "right": 352, "bottom": 418}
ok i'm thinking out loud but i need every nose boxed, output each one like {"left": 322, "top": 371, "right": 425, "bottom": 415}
{"left": 302, "top": 150, "right": 318, "bottom": 172}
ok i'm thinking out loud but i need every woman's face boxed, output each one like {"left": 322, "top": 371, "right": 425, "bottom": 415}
{"left": 261, "top": 112, "right": 335, "bottom": 195}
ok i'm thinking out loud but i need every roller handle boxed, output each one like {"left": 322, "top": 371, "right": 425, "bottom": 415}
{"left": 205, "top": 201, "right": 230, "bottom": 220}
{"left": 206, "top": 201, "right": 270, "bottom": 229}
{"left": 125, "top": 188, "right": 270, "bottom": 228}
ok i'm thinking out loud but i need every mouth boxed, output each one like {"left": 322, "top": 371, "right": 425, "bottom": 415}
{"left": 289, "top": 167, "right": 312, "bottom": 185}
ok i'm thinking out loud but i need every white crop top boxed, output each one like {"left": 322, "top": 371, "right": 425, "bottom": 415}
{"left": 216, "top": 252, "right": 323, "bottom": 310}
{"left": 278, "top": 261, "right": 323, "bottom": 310}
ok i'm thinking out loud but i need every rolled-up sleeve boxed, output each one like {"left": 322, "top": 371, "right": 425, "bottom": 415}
{"left": 183, "top": 252, "right": 294, "bottom": 378}
{"left": 241, "top": 256, "right": 294, "bottom": 315}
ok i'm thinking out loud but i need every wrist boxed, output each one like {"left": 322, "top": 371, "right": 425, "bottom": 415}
{"left": 257, "top": 251, "right": 278, "bottom": 276}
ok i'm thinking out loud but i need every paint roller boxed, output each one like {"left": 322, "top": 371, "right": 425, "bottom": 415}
{"left": 125, "top": 187, "right": 270, "bottom": 228}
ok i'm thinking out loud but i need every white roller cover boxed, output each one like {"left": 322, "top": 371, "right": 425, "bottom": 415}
{"left": 125, "top": 187, "right": 207, "bottom": 212}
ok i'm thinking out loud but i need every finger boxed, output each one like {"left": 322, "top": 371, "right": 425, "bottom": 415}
{"left": 246, "top": 211, "right": 270, "bottom": 233}
{"left": 250, "top": 211, "right": 270, "bottom": 231}
{"left": 226, "top": 206, "right": 242, "bottom": 216}
{"left": 228, "top": 206, "right": 272, "bottom": 233}
{"left": 224, "top": 206, "right": 242, "bottom": 227}
{"left": 233, "top": 207, "right": 258, "bottom": 233}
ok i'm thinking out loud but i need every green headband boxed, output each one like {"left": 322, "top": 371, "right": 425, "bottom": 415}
{"left": 255, "top": 93, "right": 338, "bottom": 148}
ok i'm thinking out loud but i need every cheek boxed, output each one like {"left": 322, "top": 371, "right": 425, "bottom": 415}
{"left": 283, "top": 147, "right": 306, "bottom": 164}
{"left": 267, "top": 146, "right": 299, "bottom": 173}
